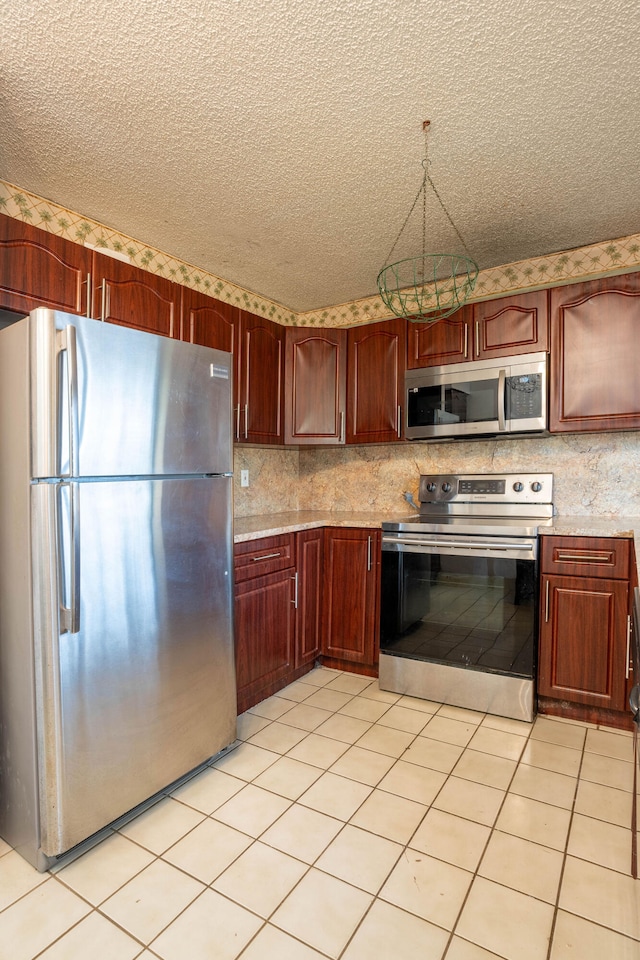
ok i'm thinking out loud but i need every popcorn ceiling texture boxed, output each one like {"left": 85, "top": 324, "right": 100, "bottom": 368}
{"left": 1, "top": 0, "right": 639, "bottom": 313}
{"left": 233, "top": 432, "right": 640, "bottom": 519}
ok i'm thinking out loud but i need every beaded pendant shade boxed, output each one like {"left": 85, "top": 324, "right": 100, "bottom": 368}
{"left": 377, "top": 121, "right": 479, "bottom": 323}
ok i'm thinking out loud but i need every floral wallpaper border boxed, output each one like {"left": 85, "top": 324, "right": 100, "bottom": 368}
{"left": 2, "top": 178, "right": 640, "bottom": 328}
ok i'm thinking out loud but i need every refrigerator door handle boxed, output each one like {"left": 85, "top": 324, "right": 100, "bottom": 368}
{"left": 58, "top": 482, "right": 81, "bottom": 635}
{"left": 56, "top": 324, "right": 80, "bottom": 478}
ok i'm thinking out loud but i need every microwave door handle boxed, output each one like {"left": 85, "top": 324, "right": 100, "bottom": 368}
{"left": 498, "top": 368, "right": 506, "bottom": 431}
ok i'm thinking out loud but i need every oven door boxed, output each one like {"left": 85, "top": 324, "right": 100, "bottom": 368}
{"left": 380, "top": 532, "right": 539, "bottom": 720}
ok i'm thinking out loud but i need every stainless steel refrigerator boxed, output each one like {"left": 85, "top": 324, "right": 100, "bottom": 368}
{"left": 0, "top": 308, "right": 237, "bottom": 871}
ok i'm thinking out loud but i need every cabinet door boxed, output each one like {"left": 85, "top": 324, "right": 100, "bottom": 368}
{"left": 538, "top": 574, "right": 629, "bottom": 711}
{"left": 473, "top": 290, "right": 549, "bottom": 359}
{"left": 181, "top": 288, "right": 241, "bottom": 437}
{"left": 0, "top": 213, "right": 90, "bottom": 317}
{"left": 234, "top": 568, "right": 295, "bottom": 712}
{"left": 91, "top": 254, "right": 179, "bottom": 338}
{"left": 321, "top": 528, "right": 380, "bottom": 667}
{"left": 284, "top": 328, "right": 346, "bottom": 444}
{"left": 238, "top": 311, "right": 284, "bottom": 445}
{"left": 347, "top": 318, "right": 405, "bottom": 443}
{"left": 295, "top": 529, "right": 323, "bottom": 668}
{"left": 406, "top": 307, "right": 471, "bottom": 369}
{"left": 550, "top": 274, "right": 640, "bottom": 433}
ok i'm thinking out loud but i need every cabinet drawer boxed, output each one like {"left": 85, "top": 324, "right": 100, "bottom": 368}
{"left": 234, "top": 534, "right": 295, "bottom": 582}
{"left": 541, "top": 536, "right": 630, "bottom": 579}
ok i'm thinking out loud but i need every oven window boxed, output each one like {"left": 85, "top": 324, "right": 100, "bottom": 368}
{"left": 381, "top": 551, "right": 537, "bottom": 678}
{"left": 407, "top": 379, "right": 498, "bottom": 426}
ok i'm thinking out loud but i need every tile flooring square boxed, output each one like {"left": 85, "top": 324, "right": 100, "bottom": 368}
{"left": 276, "top": 702, "right": 333, "bottom": 732}
{"left": 380, "top": 848, "right": 473, "bottom": 930}
{"left": 118, "top": 796, "right": 205, "bottom": 854}
{"left": 276, "top": 679, "right": 320, "bottom": 703}
{"left": 101, "top": 859, "right": 204, "bottom": 944}
{"left": 0, "top": 879, "right": 91, "bottom": 960}
{"left": 531, "top": 716, "right": 587, "bottom": 750}
{"left": 213, "top": 742, "right": 281, "bottom": 780}
{"left": 558, "top": 855, "right": 640, "bottom": 940}
{"left": 37, "top": 911, "right": 143, "bottom": 960}
{"left": 271, "top": 867, "right": 373, "bottom": 959}
{"left": 573, "top": 779, "right": 634, "bottom": 828}
{"left": 170, "top": 766, "right": 245, "bottom": 814}
{"left": 496, "top": 794, "right": 572, "bottom": 851}
{"left": 455, "top": 876, "right": 554, "bottom": 960}
{"left": 478, "top": 829, "right": 564, "bottom": 902}
{"left": 410, "top": 808, "right": 491, "bottom": 872}
{"left": 54, "top": 832, "right": 154, "bottom": 905}
{"left": 162, "top": 817, "right": 253, "bottom": 884}
{"left": 421, "top": 715, "right": 478, "bottom": 747}
{"left": 313, "top": 712, "right": 373, "bottom": 743}
{"left": 238, "top": 923, "right": 329, "bottom": 959}
{"left": 298, "top": 771, "right": 372, "bottom": 820}
{"left": 376, "top": 704, "right": 431, "bottom": 734}
{"left": 579, "top": 751, "right": 634, "bottom": 792}
{"left": 328, "top": 744, "right": 396, "bottom": 786}
{"left": 433, "top": 776, "right": 506, "bottom": 827}
{"left": 452, "top": 748, "right": 516, "bottom": 790}
{"left": 247, "top": 720, "right": 310, "bottom": 753}
{"left": 355, "top": 724, "right": 416, "bottom": 758}
{"left": 287, "top": 733, "right": 351, "bottom": 769}
{"left": 445, "top": 936, "right": 506, "bottom": 960}
{"left": 212, "top": 841, "right": 308, "bottom": 917}
{"left": 349, "top": 789, "right": 428, "bottom": 844}
{"left": 253, "top": 755, "right": 324, "bottom": 799}
{"left": 0, "top": 849, "right": 48, "bottom": 910}
{"left": 315, "top": 824, "right": 403, "bottom": 894}
{"left": 467, "top": 726, "right": 528, "bottom": 762}
{"left": 212, "top": 783, "right": 292, "bottom": 837}
{"left": 150, "top": 887, "right": 262, "bottom": 960}
{"left": 518, "top": 739, "right": 582, "bottom": 777}
{"left": 341, "top": 898, "right": 449, "bottom": 960}
{"left": 508, "top": 763, "right": 577, "bottom": 809}
{"left": 260, "top": 803, "right": 343, "bottom": 863}
{"left": 236, "top": 711, "right": 271, "bottom": 740}
{"left": 298, "top": 667, "right": 341, "bottom": 688}
{"left": 584, "top": 727, "right": 634, "bottom": 761}
{"left": 567, "top": 813, "right": 634, "bottom": 875}
{"left": 377, "top": 759, "right": 447, "bottom": 805}
{"left": 550, "top": 909, "right": 640, "bottom": 960}
{"left": 248, "top": 694, "right": 297, "bottom": 720}
{"left": 303, "top": 688, "right": 355, "bottom": 712}
{"left": 338, "top": 696, "right": 392, "bottom": 722}
{"left": 325, "top": 673, "right": 374, "bottom": 695}
{"left": 402, "top": 734, "right": 464, "bottom": 774}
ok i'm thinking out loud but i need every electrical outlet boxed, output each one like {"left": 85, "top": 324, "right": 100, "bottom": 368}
{"left": 240, "top": 469, "right": 249, "bottom": 488}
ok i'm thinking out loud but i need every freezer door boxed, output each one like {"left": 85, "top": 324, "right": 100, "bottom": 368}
{"left": 33, "top": 476, "right": 236, "bottom": 858}
{"left": 30, "top": 308, "right": 232, "bottom": 479}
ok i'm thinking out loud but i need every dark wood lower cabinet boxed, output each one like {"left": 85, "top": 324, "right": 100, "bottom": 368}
{"left": 320, "top": 527, "right": 380, "bottom": 673}
{"left": 537, "top": 536, "right": 633, "bottom": 729}
{"left": 234, "top": 567, "right": 296, "bottom": 713}
{"left": 233, "top": 526, "right": 381, "bottom": 711}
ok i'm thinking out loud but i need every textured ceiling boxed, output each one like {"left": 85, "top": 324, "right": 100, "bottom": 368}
{"left": 1, "top": 0, "right": 640, "bottom": 312}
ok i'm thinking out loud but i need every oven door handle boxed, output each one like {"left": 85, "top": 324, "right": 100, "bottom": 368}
{"left": 383, "top": 535, "right": 535, "bottom": 552}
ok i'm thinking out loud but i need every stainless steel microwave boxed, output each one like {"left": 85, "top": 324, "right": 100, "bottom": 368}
{"left": 405, "top": 352, "right": 548, "bottom": 440}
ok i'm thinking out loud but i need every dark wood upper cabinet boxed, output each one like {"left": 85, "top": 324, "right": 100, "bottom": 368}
{"left": 284, "top": 327, "right": 347, "bottom": 444}
{"left": 474, "top": 290, "right": 549, "bottom": 358}
{"left": 407, "top": 292, "right": 549, "bottom": 369}
{"left": 347, "top": 318, "right": 405, "bottom": 443}
{"left": 0, "top": 213, "right": 90, "bottom": 317}
{"left": 550, "top": 273, "right": 640, "bottom": 433}
{"left": 90, "top": 253, "right": 180, "bottom": 338}
{"left": 180, "top": 286, "right": 238, "bottom": 351}
{"left": 237, "top": 310, "right": 284, "bottom": 445}
{"left": 406, "top": 306, "right": 472, "bottom": 368}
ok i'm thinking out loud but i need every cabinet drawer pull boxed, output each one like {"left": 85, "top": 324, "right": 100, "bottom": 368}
{"left": 244, "top": 403, "right": 248, "bottom": 440}
{"left": 339, "top": 411, "right": 345, "bottom": 444}
{"left": 475, "top": 320, "right": 480, "bottom": 357}
{"left": 397, "top": 405, "right": 401, "bottom": 438}
{"left": 235, "top": 404, "right": 240, "bottom": 441}
{"left": 555, "top": 553, "right": 611, "bottom": 563}
{"left": 463, "top": 324, "right": 468, "bottom": 358}
{"left": 367, "top": 536, "right": 372, "bottom": 572}
{"left": 626, "top": 615, "right": 632, "bottom": 680}
{"left": 291, "top": 572, "right": 298, "bottom": 609}
{"left": 252, "top": 552, "right": 281, "bottom": 561}
{"left": 83, "top": 273, "right": 91, "bottom": 318}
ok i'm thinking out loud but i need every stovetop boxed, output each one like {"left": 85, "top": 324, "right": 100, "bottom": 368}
{"left": 383, "top": 473, "right": 554, "bottom": 539}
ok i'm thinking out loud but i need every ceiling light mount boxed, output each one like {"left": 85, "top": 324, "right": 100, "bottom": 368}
{"left": 377, "top": 120, "right": 479, "bottom": 323}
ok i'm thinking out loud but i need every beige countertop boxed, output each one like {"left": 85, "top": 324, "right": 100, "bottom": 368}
{"left": 233, "top": 510, "right": 640, "bottom": 581}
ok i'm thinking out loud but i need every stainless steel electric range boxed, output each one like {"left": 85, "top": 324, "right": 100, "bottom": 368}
{"left": 379, "top": 473, "right": 554, "bottom": 722}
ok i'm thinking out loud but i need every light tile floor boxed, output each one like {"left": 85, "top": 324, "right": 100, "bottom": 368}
{"left": 1, "top": 666, "right": 639, "bottom": 960}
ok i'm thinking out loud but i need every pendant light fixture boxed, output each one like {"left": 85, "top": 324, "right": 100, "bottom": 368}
{"left": 377, "top": 121, "right": 479, "bottom": 323}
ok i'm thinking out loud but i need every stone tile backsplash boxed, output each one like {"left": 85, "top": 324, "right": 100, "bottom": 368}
{"left": 234, "top": 432, "right": 640, "bottom": 519}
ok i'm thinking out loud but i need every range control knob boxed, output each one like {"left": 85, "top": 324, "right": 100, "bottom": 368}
{"left": 425, "top": 482, "right": 437, "bottom": 493}
{"left": 442, "top": 482, "right": 452, "bottom": 493}
{"left": 513, "top": 482, "right": 524, "bottom": 492}
{"left": 531, "top": 481, "right": 542, "bottom": 492}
